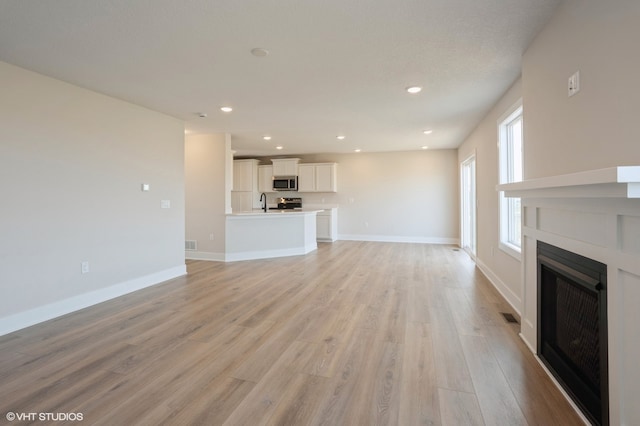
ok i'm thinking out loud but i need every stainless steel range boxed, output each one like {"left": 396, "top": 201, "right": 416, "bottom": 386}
{"left": 273, "top": 197, "right": 302, "bottom": 210}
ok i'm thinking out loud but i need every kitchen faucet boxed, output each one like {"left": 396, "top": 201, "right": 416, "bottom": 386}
{"left": 260, "top": 193, "right": 267, "bottom": 212}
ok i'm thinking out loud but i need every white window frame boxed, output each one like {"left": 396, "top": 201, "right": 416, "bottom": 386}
{"left": 498, "top": 99, "right": 523, "bottom": 260}
{"left": 460, "top": 152, "right": 477, "bottom": 260}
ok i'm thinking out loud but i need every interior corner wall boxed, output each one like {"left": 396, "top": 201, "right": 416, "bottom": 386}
{"left": 457, "top": 78, "right": 523, "bottom": 313}
{"left": 0, "top": 61, "right": 186, "bottom": 335}
{"left": 522, "top": 0, "right": 640, "bottom": 179}
{"left": 185, "top": 134, "right": 228, "bottom": 261}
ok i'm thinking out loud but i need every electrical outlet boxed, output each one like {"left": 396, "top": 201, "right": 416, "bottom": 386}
{"left": 568, "top": 71, "right": 580, "bottom": 97}
{"left": 81, "top": 261, "right": 90, "bottom": 274}
{"left": 209, "top": 233, "right": 215, "bottom": 241}
{"left": 161, "top": 200, "right": 171, "bottom": 209}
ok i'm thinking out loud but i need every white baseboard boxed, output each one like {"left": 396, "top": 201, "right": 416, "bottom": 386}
{"left": 475, "top": 258, "right": 522, "bottom": 316}
{"left": 0, "top": 265, "right": 187, "bottom": 337}
{"left": 533, "top": 353, "right": 591, "bottom": 426}
{"left": 187, "top": 244, "right": 317, "bottom": 262}
{"left": 225, "top": 244, "right": 316, "bottom": 262}
{"left": 185, "top": 250, "right": 226, "bottom": 262}
{"left": 519, "top": 332, "right": 536, "bottom": 354}
{"left": 338, "top": 234, "right": 459, "bottom": 245}
{"left": 189, "top": 238, "right": 457, "bottom": 263}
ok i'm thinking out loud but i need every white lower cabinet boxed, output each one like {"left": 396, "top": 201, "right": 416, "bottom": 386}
{"left": 316, "top": 208, "right": 338, "bottom": 242}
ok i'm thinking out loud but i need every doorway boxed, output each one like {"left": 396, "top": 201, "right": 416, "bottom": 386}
{"left": 461, "top": 154, "right": 477, "bottom": 258}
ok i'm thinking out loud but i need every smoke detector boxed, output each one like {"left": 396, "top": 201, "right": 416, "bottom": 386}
{"left": 251, "top": 48, "right": 269, "bottom": 57}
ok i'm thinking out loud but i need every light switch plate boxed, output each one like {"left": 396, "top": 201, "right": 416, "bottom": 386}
{"left": 142, "top": 183, "right": 150, "bottom": 191}
{"left": 568, "top": 71, "right": 580, "bottom": 97}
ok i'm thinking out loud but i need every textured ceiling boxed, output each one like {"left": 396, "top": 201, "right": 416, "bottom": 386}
{"left": 0, "top": 0, "right": 560, "bottom": 156}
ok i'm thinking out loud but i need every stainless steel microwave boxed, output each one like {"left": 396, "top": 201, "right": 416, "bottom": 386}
{"left": 272, "top": 176, "right": 298, "bottom": 191}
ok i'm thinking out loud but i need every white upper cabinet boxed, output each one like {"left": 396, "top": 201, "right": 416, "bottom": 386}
{"left": 298, "top": 163, "right": 337, "bottom": 192}
{"left": 233, "top": 159, "right": 259, "bottom": 192}
{"left": 258, "top": 165, "right": 274, "bottom": 193}
{"left": 271, "top": 158, "right": 300, "bottom": 176}
{"left": 315, "top": 163, "right": 337, "bottom": 192}
{"left": 297, "top": 164, "right": 316, "bottom": 192}
{"left": 232, "top": 159, "right": 259, "bottom": 211}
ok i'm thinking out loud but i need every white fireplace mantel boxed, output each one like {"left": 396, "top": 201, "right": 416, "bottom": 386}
{"left": 496, "top": 166, "right": 640, "bottom": 425}
{"left": 497, "top": 166, "right": 640, "bottom": 199}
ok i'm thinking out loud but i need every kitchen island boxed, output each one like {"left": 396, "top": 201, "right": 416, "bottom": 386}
{"left": 225, "top": 209, "right": 322, "bottom": 261}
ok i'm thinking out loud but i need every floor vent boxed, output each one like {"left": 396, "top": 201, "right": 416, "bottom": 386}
{"left": 501, "top": 312, "right": 519, "bottom": 324}
{"left": 452, "top": 248, "right": 460, "bottom": 251}
{"left": 185, "top": 240, "right": 197, "bottom": 251}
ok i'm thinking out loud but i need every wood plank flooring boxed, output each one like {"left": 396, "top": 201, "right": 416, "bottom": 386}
{"left": 0, "top": 242, "right": 584, "bottom": 425}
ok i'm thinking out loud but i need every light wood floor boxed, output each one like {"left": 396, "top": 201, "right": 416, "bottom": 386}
{"left": 0, "top": 242, "right": 583, "bottom": 425}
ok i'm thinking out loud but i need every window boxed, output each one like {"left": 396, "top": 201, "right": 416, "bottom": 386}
{"left": 498, "top": 101, "right": 523, "bottom": 259}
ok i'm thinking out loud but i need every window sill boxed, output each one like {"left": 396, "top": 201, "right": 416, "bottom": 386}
{"left": 499, "top": 241, "right": 522, "bottom": 261}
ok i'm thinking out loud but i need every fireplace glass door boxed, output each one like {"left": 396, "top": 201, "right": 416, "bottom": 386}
{"left": 537, "top": 241, "right": 608, "bottom": 426}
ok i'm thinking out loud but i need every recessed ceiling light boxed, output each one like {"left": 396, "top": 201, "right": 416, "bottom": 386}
{"left": 354, "top": 149, "right": 361, "bottom": 153}
{"left": 220, "top": 106, "right": 233, "bottom": 113}
{"left": 263, "top": 136, "right": 272, "bottom": 141}
{"left": 406, "top": 86, "right": 422, "bottom": 94}
{"left": 422, "top": 146, "right": 429, "bottom": 150}
{"left": 423, "top": 129, "right": 433, "bottom": 135}
{"left": 251, "top": 48, "right": 269, "bottom": 57}
{"left": 336, "top": 135, "right": 345, "bottom": 140}
{"left": 276, "top": 146, "right": 283, "bottom": 150}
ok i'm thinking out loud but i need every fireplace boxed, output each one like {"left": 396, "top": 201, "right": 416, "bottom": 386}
{"left": 498, "top": 166, "right": 640, "bottom": 424}
{"left": 537, "top": 241, "right": 608, "bottom": 425}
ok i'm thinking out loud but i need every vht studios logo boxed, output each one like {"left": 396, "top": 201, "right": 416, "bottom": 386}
{"left": 5, "top": 412, "right": 84, "bottom": 422}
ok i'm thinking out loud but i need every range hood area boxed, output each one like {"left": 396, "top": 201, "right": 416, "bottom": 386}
{"left": 231, "top": 157, "right": 338, "bottom": 213}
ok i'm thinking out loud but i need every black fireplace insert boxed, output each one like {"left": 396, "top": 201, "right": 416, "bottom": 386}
{"left": 537, "top": 241, "right": 608, "bottom": 426}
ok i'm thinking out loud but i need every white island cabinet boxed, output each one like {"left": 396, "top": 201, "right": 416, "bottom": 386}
{"left": 225, "top": 209, "right": 321, "bottom": 261}
{"left": 298, "top": 163, "right": 337, "bottom": 192}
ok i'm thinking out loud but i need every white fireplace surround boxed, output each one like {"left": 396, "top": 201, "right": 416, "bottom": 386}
{"left": 499, "top": 166, "right": 640, "bottom": 426}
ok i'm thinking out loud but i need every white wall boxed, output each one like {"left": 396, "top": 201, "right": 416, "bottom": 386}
{"left": 522, "top": 0, "right": 640, "bottom": 178}
{"left": 259, "top": 150, "right": 459, "bottom": 244}
{"left": 185, "top": 134, "right": 230, "bottom": 261}
{"left": 457, "top": 79, "right": 523, "bottom": 312}
{"left": 0, "top": 61, "right": 186, "bottom": 335}
{"left": 455, "top": 0, "right": 640, "bottom": 315}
